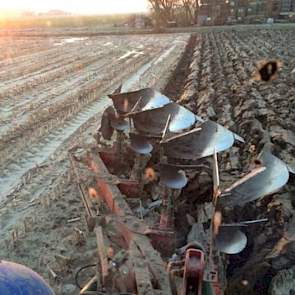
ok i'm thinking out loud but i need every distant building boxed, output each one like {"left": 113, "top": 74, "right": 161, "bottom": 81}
{"left": 134, "top": 15, "right": 145, "bottom": 28}
{"left": 125, "top": 15, "right": 152, "bottom": 29}
{"left": 266, "top": 0, "right": 295, "bottom": 17}
{"left": 197, "top": 0, "right": 295, "bottom": 24}
{"left": 280, "top": 0, "right": 295, "bottom": 12}
{"left": 198, "top": 1, "right": 212, "bottom": 25}
{"left": 228, "top": 0, "right": 295, "bottom": 23}
{"left": 247, "top": 0, "right": 267, "bottom": 16}
{"left": 198, "top": 0, "right": 231, "bottom": 25}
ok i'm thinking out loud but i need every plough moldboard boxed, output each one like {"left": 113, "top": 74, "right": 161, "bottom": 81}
{"left": 69, "top": 87, "right": 292, "bottom": 295}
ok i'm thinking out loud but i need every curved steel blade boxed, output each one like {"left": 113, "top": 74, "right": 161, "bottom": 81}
{"left": 161, "top": 120, "right": 235, "bottom": 160}
{"left": 221, "top": 151, "right": 290, "bottom": 206}
{"left": 233, "top": 133, "right": 245, "bottom": 143}
{"left": 100, "top": 106, "right": 115, "bottom": 140}
{"left": 100, "top": 106, "right": 129, "bottom": 136}
{"left": 215, "top": 226, "right": 247, "bottom": 254}
{"left": 113, "top": 84, "right": 122, "bottom": 94}
{"left": 109, "top": 88, "right": 170, "bottom": 115}
{"left": 160, "top": 164, "right": 188, "bottom": 189}
{"left": 131, "top": 102, "right": 197, "bottom": 136}
{"left": 129, "top": 133, "right": 153, "bottom": 155}
{"left": 288, "top": 164, "right": 295, "bottom": 174}
{"left": 110, "top": 116, "right": 129, "bottom": 132}
{"left": 221, "top": 218, "right": 268, "bottom": 227}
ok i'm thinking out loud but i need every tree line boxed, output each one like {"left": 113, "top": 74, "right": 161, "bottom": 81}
{"left": 148, "top": 0, "right": 292, "bottom": 28}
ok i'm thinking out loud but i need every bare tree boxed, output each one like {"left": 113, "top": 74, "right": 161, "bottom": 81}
{"left": 148, "top": 0, "right": 163, "bottom": 27}
{"left": 148, "top": 0, "right": 200, "bottom": 27}
{"left": 182, "top": 0, "right": 193, "bottom": 24}
{"left": 148, "top": 0, "right": 180, "bottom": 27}
{"left": 193, "top": 0, "right": 199, "bottom": 24}
{"left": 181, "top": 0, "right": 199, "bottom": 25}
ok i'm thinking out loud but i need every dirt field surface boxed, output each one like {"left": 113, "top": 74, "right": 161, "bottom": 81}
{"left": 174, "top": 27, "right": 295, "bottom": 295}
{"left": 0, "top": 32, "right": 189, "bottom": 294}
{"left": 0, "top": 34, "right": 189, "bottom": 200}
{"left": 0, "top": 24, "right": 294, "bottom": 295}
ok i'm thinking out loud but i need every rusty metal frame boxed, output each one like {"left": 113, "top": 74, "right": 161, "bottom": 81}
{"left": 70, "top": 146, "right": 172, "bottom": 294}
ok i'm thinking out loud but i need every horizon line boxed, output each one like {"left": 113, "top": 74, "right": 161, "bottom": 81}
{"left": 0, "top": 9, "right": 149, "bottom": 18}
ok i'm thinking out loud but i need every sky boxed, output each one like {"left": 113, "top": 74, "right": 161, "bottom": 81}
{"left": 0, "top": 0, "right": 149, "bottom": 15}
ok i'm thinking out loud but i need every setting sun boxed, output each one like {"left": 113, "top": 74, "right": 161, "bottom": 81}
{"left": 0, "top": 0, "right": 149, "bottom": 16}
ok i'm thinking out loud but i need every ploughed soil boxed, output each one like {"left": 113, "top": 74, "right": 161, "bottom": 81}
{"left": 168, "top": 27, "right": 295, "bottom": 295}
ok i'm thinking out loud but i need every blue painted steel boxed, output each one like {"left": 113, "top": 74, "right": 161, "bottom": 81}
{"left": 0, "top": 261, "right": 55, "bottom": 295}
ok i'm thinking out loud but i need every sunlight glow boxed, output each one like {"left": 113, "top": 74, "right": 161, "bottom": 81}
{"left": 0, "top": 0, "right": 149, "bottom": 16}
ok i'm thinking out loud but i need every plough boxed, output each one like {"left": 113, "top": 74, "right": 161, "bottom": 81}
{"left": 68, "top": 87, "right": 292, "bottom": 295}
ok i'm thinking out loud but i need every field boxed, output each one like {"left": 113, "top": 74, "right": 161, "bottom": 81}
{"left": 0, "top": 14, "right": 131, "bottom": 29}
{"left": 0, "top": 34, "right": 189, "bottom": 199}
{"left": 0, "top": 25, "right": 294, "bottom": 294}
{"left": 176, "top": 27, "right": 295, "bottom": 294}
{"left": 0, "top": 14, "right": 153, "bottom": 37}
